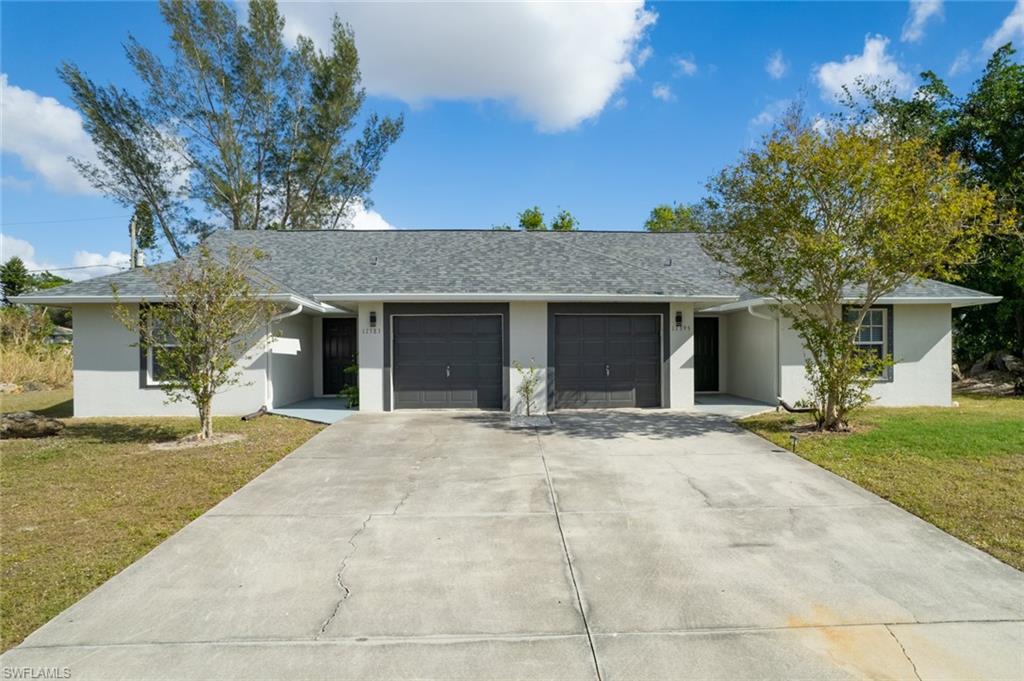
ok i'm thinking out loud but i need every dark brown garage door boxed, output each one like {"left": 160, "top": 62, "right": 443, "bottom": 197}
{"left": 553, "top": 314, "right": 661, "bottom": 409}
{"left": 392, "top": 315, "right": 503, "bottom": 409}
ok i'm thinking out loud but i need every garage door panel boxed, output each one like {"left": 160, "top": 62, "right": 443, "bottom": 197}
{"left": 631, "top": 316, "right": 659, "bottom": 334}
{"left": 393, "top": 315, "right": 503, "bottom": 409}
{"left": 554, "top": 313, "right": 661, "bottom": 409}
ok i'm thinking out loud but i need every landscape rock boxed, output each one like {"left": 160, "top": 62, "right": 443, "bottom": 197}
{"left": 20, "top": 381, "right": 49, "bottom": 392}
{"left": 1001, "top": 354, "right": 1023, "bottom": 375}
{"left": 0, "top": 411, "right": 65, "bottom": 438}
{"left": 0, "top": 383, "right": 21, "bottom": 395}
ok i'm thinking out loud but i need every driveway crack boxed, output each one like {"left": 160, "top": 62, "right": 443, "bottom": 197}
{"left": 536, "top": 430, "right": 603, "bottom": 681}
{"left": 885, "top": 624, "right": 922, "bottom": 681}
{"left": 316, "top": 514, "right": 372, "bottom": 639}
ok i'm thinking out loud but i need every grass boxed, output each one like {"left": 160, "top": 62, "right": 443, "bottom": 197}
{"left": 0, "top": 390, "right": 324, "bottom": 652}
{"left": 741, "top": 395, "right": 1024, "bottom": 571}
{"left": 0, "top": 343, "right": 72, "bottom": 388}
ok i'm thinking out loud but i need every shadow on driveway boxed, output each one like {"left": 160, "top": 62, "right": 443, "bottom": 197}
{"left": 455, "top": 410, "right": 737, "bottom": 441}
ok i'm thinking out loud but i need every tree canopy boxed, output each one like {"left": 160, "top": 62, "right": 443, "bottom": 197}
{"left": 863, "top": 43, "right": 1024, "bottom": 358}
{"left": 113, "top": 245, "right": 275, "bottom": 440}
{"left": 1, "top": 257, "right": 71, "bottom": 305}
{"left": 62, "top": 0, "right": 403, "bottom": 256}
{"left": 644, "top": 203, "right": 699, "bottom": 232}
{"left": 698, "top": 108, "right": 1005, "bottom": 429}
{"left": 515, "top": 206, "right": 578, "bottom": 231}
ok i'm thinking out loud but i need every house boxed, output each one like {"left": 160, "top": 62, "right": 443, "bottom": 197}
{"left": 13, "top": 230, "right": 1000, "bottom": 417}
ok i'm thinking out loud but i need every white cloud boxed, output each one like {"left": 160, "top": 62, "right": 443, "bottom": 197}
{"left": 636, "top": 45, "right": 654, "bottom": 67}
{"left": 901, "top": 0, "right": 943, "bottom": 43}
{"left": 277, "top": 2, "right": 656, "bottom": 132}
{"left": 0, "top": 74, "right": 98, "bottom": 194}
{"left": 949, "top": 49, "right": 974, "bottom": 76}
{"left": 334, "top": 199, "right": 395, "bottom": 231}
{"left": 749, "top": 99, "right": 791, "bottom": 127}
{"left": 765, "top": 50, "right": 788, "bottom": 79}
{"left": 673, "top": 55, "right": 698, "bottom": 76}
{"left": 984, "top": 0, "right": 1024, "bottom": 51}
{"left": 815, "top": 35, "right": 913, "bottom": 103}
{"left": 651, "top": 84, "right": 674, "bottom": 102}
{"left": 1, "top": 234, "right": 129, "bottom": 282}
{"left": 71, "top": 249, "right": 131, "bottom": 274}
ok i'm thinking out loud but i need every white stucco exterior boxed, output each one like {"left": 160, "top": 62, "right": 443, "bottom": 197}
{"left": 508, "top": 301, "right": 548, "bottom": 415}
{"left": 267, "top": 314, "right": 314, "bottom": 408}
{"left": 357, "top": 302, "right": 385, "bottom": 413}
{"left": 66, "top": 298, "right": 959, "bottom": 418}
{"left": 779, "top": 304, "right": 954, "bottom": 407}
{"left": 668, "top": 302, "right": 695, "bottom": 409}
{"left": 71, "top": 304, "right": 267, "bottom": 417}
{"left": 725, "top": 309, "right": 778, "bottom": 404}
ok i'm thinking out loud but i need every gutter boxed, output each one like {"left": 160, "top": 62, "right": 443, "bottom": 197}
{"left": 265, "top": 303, "right": 304, "bottom": 409}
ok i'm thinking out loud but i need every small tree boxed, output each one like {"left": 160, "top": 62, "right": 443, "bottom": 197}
{"left": 550, "top": 209, "right": 579, "bottom": 231}
{"left": 518, "top": 206, "right": 546, "bottom": 231}
{"left": 1, "top": 257, "right": 32, "bottom": 305}
{"left": 114, "top": 245, "right": 275, "bottom": 440}
{"left": 512, "top": 359, "right": 542, "bottom": 416}
{"left": 644, "top": 203, "right": 700, "bottom": 232}
{"left": 699, "top": 110, "right": 1006, "bottom": 430}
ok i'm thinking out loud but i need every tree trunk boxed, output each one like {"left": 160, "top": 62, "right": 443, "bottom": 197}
{"left": 198, "top": 401, "right": 213, "bottom": 440}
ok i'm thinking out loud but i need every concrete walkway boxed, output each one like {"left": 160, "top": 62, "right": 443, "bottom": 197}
{"left": 3, "top": 411, "right": 1022, "bottom": 680}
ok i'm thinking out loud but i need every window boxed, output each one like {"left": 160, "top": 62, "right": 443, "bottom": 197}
{"left": 851, "top": 308, "right": 886, "bottom": 360}
{"left": 845, "top": 306, "right": 893, "bottom": 380}
{"left": 145, "top": 313, "right": 180, "bottom": 385}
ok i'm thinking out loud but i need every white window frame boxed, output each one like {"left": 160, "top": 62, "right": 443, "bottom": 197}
{"left": 853, "top": 307, "right": 887, "bottom": 360}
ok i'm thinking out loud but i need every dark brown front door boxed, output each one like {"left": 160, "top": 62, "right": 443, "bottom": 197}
{"left": 323, "top": 318, "right": 357, "bottom": 395}
{"left": 694, "top": 317, "right": 719, "bottom": 392}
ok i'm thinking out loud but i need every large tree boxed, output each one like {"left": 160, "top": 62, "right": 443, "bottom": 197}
{"left": 113, "top": 245, "right": 275, "bottom": 440}
{"left": 0, "top": 257, "right": 31, "bottom": 305}
{"left": 62, "top": 0, "right": 402, "bottom": 255}
{"left": 699, "top": 110, "right": 1005, "bottom": 430}
{"left": 865, "top": 44, "right": 1024, "bottom": 358}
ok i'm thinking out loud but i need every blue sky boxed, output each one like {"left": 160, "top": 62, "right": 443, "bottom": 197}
{"left": 2, "top": 1, "right": 1021, "bottom": 279}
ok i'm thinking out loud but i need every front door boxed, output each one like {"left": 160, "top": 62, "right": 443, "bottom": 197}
{"left": 694, "top": 317, "right": 719, "bottom": 392}
{"left": 323, "top": 318, "right": 357, "bottom": 395}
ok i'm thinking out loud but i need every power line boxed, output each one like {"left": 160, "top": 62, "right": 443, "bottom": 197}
{"left": 0, "top": 214, "right": 131, "bottom": 227}
{"left": 27, "top": 264, "right": 129, "bottom": 274}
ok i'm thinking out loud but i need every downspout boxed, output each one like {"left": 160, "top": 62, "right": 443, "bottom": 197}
{"left": 747, "top": 304, "right": 782, "bottom": 403}
{"left": 265, "top": 303, "right": 304, "bottom": 408}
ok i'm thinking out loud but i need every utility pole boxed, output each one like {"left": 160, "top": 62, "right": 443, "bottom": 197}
{"left": 128, "top": 213, "right": 143, "bottom": 268}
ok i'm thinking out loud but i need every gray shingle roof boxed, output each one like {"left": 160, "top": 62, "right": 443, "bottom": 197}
{"left": 14, "top": 229, "right": 999, "bottom": 305}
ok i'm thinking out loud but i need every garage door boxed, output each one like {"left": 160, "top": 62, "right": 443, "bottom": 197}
{"left": 553, "top": 314, "right": 661, "bottom": 409}
{"left": 392, "top": 315, "right": 503, "bottom": 409}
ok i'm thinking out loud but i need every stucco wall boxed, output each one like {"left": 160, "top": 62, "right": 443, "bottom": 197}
{"left": 779, "top": 304, "right": 953, "bottom": 407}
{"left": 71, "top": 304, "right": 267, "bottom": 417}
{"left": 268, "top": 313, "right": 314, "bottom": 408}
{"left": 509, "top": 301, "right": 548, "bottom": 415}
{"left": 358, "top": 302, "right": 385, "bottom": 412}
{"left": 725, "top": 309, "right": 778, "bottom": 404}
{"left": 668, "top": 302, "right": 695, "bottom": 409}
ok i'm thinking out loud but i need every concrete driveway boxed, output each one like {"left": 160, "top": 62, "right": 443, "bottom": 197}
{"left": 3, "top": 411, "right": 1022, "bottom": 680}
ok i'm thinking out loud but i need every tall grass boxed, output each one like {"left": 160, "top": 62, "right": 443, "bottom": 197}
{"left": 0, "top": 343, "right": 72, "bottom": 388}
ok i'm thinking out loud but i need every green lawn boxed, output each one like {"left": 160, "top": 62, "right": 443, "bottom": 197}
{"left": 0, "top": 389, "right": 323, "bottom": 652}
{"left": 742, "top": 395, "right": 1024, "bottom": 571}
